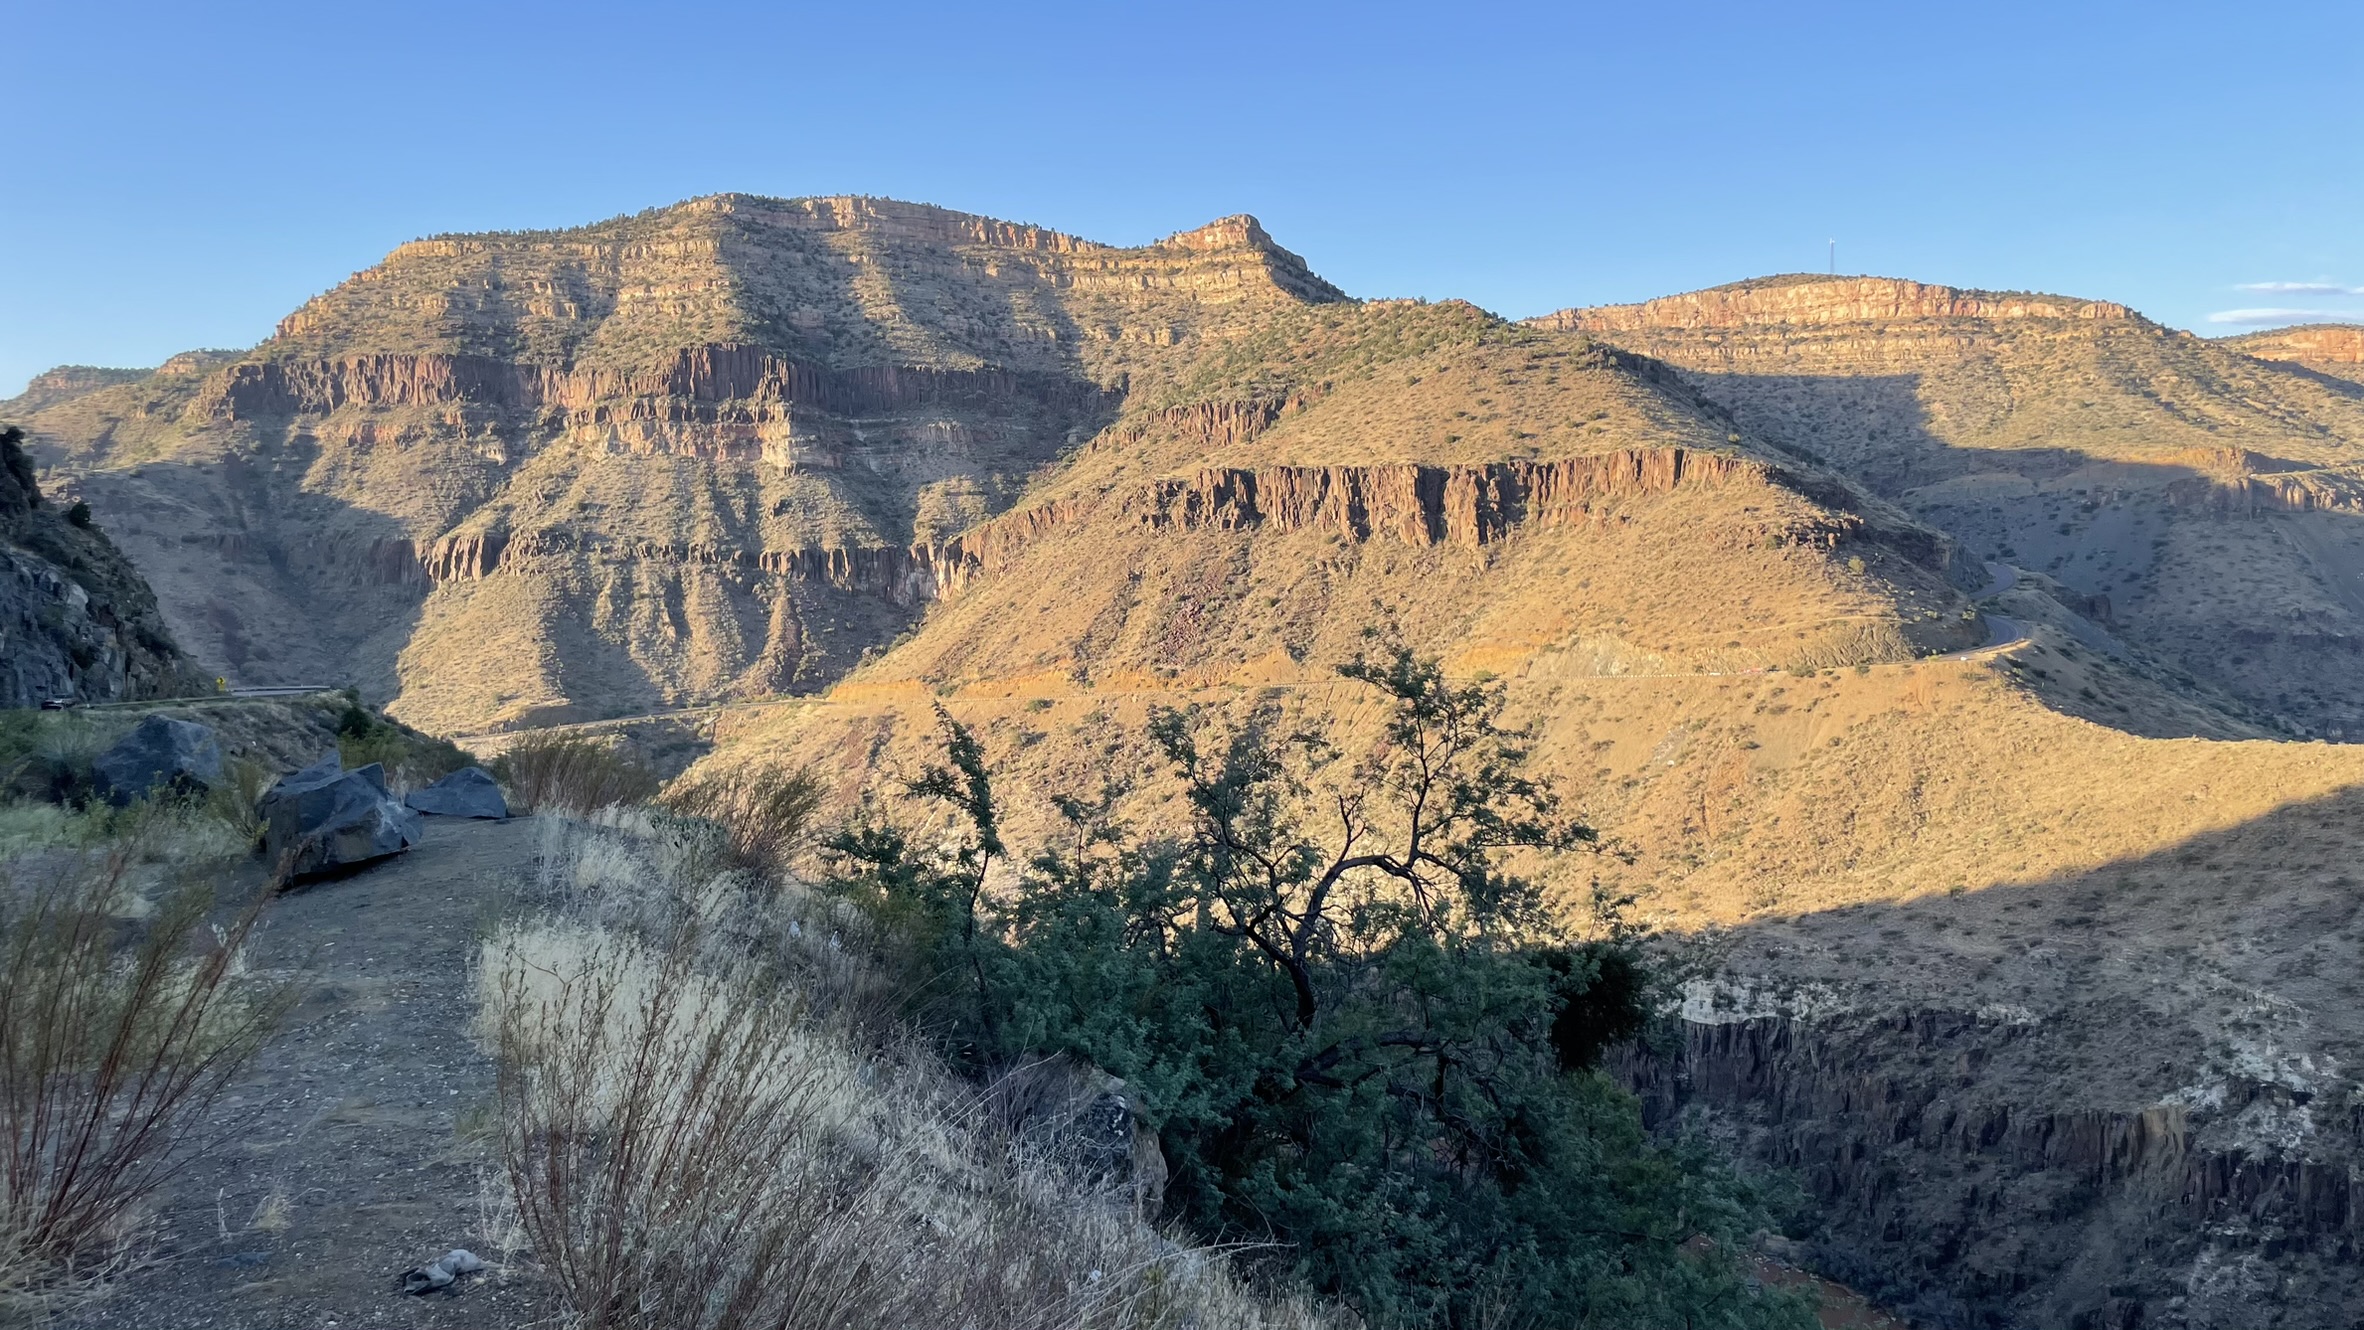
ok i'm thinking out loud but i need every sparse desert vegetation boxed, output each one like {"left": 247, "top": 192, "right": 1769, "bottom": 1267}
{"left": 492, "top": 734, "right": 663, "bottom": 814}
{"left": 0, "top": 791, "right": 292, "bottom": 1311}
{"left": 483, "top": 806, "right": 1348, "bottom": 1330}
{"left": 812, "top": 646, "right": 1812, "bottom": 1329}
{"left": 11, "top": 185, "right": 2364, "bottom": 1330}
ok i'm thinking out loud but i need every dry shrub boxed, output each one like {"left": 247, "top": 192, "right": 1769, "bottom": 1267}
{"left": 495, "top": 736, "right": 660, "bottom": 815}
{"left": 0, "top": 850, "right": 292, "bottom": 1305}
{"left": 483, "top": 815, "right": 1342, "bottom": 1330}
{"left": 660, "top": 765, "right": 824, "bottom": 877}
{"left": 198, "top": 757, "right": 273, "bottom": 851}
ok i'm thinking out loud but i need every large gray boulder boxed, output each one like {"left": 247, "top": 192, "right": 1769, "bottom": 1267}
{"left": 92, "top": 715, "right": 224, "bottom": 806}
{"left": 403, "top": 766, "right": 508, "bottom": 820}
{"left": 261, "top": 754, "right": 421, "bottom": 878}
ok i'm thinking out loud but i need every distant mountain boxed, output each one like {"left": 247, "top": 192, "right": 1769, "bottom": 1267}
{"left": 2221, "top": 322, "right": 2364, "bottom": 387}
{"left": 1534, "top": 276, "right": 2364, "bottom": 739}
{"left": 7, "top": 196, "right": 1342, "bottom": 730}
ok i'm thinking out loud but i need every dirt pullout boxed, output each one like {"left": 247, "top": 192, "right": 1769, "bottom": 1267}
{"left": 59, "top": 817, "right": 541, "bottom": 1330}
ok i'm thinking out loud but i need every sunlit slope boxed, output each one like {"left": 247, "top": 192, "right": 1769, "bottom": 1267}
{"left": 2221, "top": 322, "right": 2364, "bottom": 389}
{"left": 6, "top": 198, "right": 1346, "bottom": 730}
{"left": 1535, "top": 277, "right": 2364, "bottom": 737}
{"left": 836, "top": 301, "right": 1981, "bottom": 695}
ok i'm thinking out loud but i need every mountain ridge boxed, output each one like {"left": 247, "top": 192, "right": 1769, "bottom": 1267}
{"left": 18, "top": 199, "right": 2364, "bottom": 1327}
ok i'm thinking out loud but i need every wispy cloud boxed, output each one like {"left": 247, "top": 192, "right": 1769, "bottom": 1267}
{"left": 2207, "top": 306, "right": 2360, "bottom": 326}
{"left": 2236, "top": 281, "right": 2364, "bottom": 295}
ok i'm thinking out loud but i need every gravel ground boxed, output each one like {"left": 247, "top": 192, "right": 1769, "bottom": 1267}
{"left": 52, "top": 816, "right": 550, "bottom": 1329}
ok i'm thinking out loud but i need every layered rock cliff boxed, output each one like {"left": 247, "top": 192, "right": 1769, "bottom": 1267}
{"left": 2221, "top": 324, "right": 2364, "bottom": 387}
{"left": 1543, "top": 274, "right": 2139, "bottom": 333}
{"left": 11, "top": 196, "right": 1346, "bottom": 731}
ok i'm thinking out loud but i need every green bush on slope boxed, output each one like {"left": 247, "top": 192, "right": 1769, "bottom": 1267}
{"left": 825, "top": 645, "right": 1812, "bottom": 1330}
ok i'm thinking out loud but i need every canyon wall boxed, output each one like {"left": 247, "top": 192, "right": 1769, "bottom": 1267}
{"left": 1626, "top": 1007, "right": 2362, "bottom": 1329}
{"left": 1540, "top": 277, "right": 2364, "bottom": 741}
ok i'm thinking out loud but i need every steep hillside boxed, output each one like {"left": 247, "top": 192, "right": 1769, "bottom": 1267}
{"left": 8, "top": 197, "right": 1343, "bottom": 731}
{"left": 1533, "top": 278, "right": 2364, "bottom": 739}
{"left": 689, "top": 289, "right": 2364, "bottom": 1329}
{"left": 23, "top": 205, "right": 2364, "bottom": 1327}
{"left": 844, "top": 300, "right": 1982, "bottom": 695}
{"left": 0, "top": 425, "right": 195, "bottom": 705}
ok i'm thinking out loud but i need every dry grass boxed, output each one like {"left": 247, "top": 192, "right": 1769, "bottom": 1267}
{"left": 480, "top": 812, "right": 1343, "bottom": 1330}
{"left": 0, "top": 847, "right": 292, "bottom": 1307}
{"left": 495, "top": 736, "right": 661, "bottom": 815}
{"left": 660, "top": 764, "right": 823, "bottom": 879}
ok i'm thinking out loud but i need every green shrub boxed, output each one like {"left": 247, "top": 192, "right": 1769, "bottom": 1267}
{"left": 330, "top": 705, "right": 475, "bottom": 788}
{"left": 826, "top": 647, "right": 1812, "bottom": 1330}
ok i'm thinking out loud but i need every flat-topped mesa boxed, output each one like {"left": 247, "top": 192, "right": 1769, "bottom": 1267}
{"left": 9, "top": 365, "right": 150, "bottom": 414}
{"left": 1533, "top": 276, "right": 2141, "bottom": 333}
{"left": 2226, "top": 323, "right": 2364, "bottom": 366}
{"left": 268, "top": 194, "right": 1346, "bottom": 368}
{"left": 379, "top": 194, "right": 1116, "bottom": 268}
{"left": 671, "top": 193, "right": 1116, "bottom": 254}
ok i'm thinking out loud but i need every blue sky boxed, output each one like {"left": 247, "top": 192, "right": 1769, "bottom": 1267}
{"left": 5, "top": 0, "right": 2361, "bottom": 396}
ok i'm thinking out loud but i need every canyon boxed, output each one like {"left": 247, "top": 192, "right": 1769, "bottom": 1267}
{"left": 13, "top": 199, "right": 2364, "bottom": 1327}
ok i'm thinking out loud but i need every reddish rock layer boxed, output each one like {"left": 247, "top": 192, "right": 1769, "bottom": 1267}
{"left": 2228, "top": 324, "right": 2364, "bottom": 366}
{"left": 195, "top": 346, "right": 1111, "bottom": 421}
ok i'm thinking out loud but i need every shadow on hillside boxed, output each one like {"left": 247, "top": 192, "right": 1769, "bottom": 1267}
{"left": 1637, "top": 781, "right": 2364, "bottom": 1329}
{"left": 63, "top": 457, "right": 431, "bottom": 699}
{"left": 1678, "top": 368, "right": 2364, "bottom": 740}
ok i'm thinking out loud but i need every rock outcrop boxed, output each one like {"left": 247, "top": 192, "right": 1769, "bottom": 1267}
{"left": 1626, "top": 1006, "right": 2364, "bottom": 1329}
{"left": 1534, "top": 275, "right": 2364, "bottom": 740}
{"left": 2223, "top": 323, "right": 2364, "bottom": 379}
{"left": 0, "top": 425, "right": 195, "bottom": 707}
{"left": 262, "top": 755, "right": 422, "bottom": 877}
{"left": 9, "top": 195, "right": 1349, "bottom": 732}
{"left": 1537, "top": 275, "right": 2139, "bottom": 333}
{"left": 91, "top": 715, "right": 224, "bottom": 805}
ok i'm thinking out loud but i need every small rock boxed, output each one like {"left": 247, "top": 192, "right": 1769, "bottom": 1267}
{"left": 92, "top": 715, "right": 223, "bottom": 805}
{"left": 397, "top": 1248, "right": 483, "bottom": 1296}
{"left": 403, "top": 766, "right": 508, "bottom": 819}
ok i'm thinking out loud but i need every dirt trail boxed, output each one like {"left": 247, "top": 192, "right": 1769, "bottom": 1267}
{"left": 58, "top": 817, "right": 542, "bottom": 1330}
